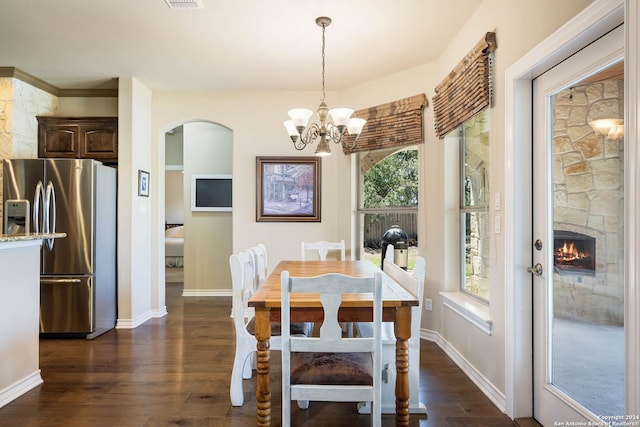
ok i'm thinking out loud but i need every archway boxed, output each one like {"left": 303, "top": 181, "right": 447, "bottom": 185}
{"left": 159, "top": 120, "right": 233, "bottom": 300}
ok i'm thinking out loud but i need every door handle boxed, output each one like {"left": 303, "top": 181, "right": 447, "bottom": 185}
{"left": 33, "top": 180, "right": 44, "bottom": 234}
{"left": 44, "top": 181, "right": 56, "bottom": 250}
{"left": 41, "top": 278, "right": 82, "bottom": 284}
{"left": 527, "top": 263, "right": 543, "bottom": 276}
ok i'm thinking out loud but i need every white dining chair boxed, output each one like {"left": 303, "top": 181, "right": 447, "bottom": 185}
{"left": 383, "top": 243, "right": 394, "bottom": 268}
{"left": 356, "top": 256, "right": 427, "bottom": 414}
{"left": 384, "top": 243, "right": 395, "bottom": 263}
{"left": 249, "top": 243, "right": 268, "bottom": 289}
{"left": 229, "top": 250, "right": 312, "bottom": 407}
{"left": 301, "top": 239, "right": 353, "bottom": 335}
{"left": 281, "top": 271, "right": 383, "bottom": 427}
{"left": 229, "top": 250, "right": 261, "bottom": 406}
{"left": 300, "top": 240, "right": 346, "bottom": 261}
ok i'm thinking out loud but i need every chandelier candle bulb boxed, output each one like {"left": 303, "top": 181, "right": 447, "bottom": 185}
{"left": 329, "top": 108, "right": 354, "bottom": 128}
{"left": 288, "top": 109, "right": 313, "bottom": 131}
{"left": 347, "top": 118, "right": 366, "bottom": 139}
{"left": 283, "top": 120, "right": 299, "bottom": 141}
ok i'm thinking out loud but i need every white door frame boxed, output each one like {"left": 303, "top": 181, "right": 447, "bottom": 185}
{"left": 503, "top": 0, "right": 640, "bottom": 419}
{"left": 532, "top": 25, "right": 624, "bottom": 423}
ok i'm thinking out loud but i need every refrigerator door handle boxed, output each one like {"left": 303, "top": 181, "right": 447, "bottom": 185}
{"left": 33, "top": 180, "right": 44, "bottom": 234}
{"left": 41, "top": 278, "right": 82, "bottom": 284}
{"left": 44, "top": 181, "right": 56, "bottom": 250}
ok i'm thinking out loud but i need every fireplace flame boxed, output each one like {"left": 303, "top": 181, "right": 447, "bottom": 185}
{"left": 555, "top": 241, "right": 588, "bottom": 262}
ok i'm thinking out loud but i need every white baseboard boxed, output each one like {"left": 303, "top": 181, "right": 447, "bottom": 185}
{"left": 0, "top": 370, "right": 43, "bottom": 409}
{"left": 116, "top": 310, "right": 154, "bottom": 329}
{"left": 421, "top": 328, "right": 506, "bottom": 413}
{"left": 181, "top": 289, "right": 232, "bottom": 297}
{"left": 151, "top": 306, "right": 168, "bottom": 318}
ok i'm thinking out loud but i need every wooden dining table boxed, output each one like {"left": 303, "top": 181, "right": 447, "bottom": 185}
{"left": 248, "top": 259, "right": 419, "bottom": 426}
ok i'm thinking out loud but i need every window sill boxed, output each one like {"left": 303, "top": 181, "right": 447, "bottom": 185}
{"left": 440, "top": 291, "right": 492, "bottom": 335}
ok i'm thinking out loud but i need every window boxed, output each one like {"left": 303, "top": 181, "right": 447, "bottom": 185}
{"left": 357, "top": 147, "right": 418, "bottom": 269}
{"left": 457, "top": 110, "right": 490, "bottom": 301}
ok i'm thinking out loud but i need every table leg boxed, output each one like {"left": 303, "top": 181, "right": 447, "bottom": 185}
{"left": 395, "top": 305, "right": 412, "bottom": 426}
{"left": 255, "top": 307, "right": 271, "bottom": 426}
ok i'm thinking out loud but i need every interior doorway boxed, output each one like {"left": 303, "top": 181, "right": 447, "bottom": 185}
{"left": 161, "top": 121, "right": 233, "bottom": 295}
{"left": 165, "top": 125, "right": 185, "bottom": 284}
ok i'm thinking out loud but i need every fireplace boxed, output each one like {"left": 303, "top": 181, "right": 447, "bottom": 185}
{"left": 553, "top": 230, "right": 596, "bottom": 275}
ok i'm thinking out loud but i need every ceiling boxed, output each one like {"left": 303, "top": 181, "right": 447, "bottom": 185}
{"left": 0, "top": 0, "right": 483, "bottom": 92}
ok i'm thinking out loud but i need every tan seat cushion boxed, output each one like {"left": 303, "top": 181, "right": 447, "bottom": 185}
{"left": 290, "top": 352, "right": 373, "bottom": 385}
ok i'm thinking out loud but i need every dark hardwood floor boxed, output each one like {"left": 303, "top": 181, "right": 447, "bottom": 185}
{"left": 0, "top": 282, "right": 519, "bottom": 426}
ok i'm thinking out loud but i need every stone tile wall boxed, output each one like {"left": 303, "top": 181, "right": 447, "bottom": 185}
{"left": 553, "top": 79, "right": 624, "bottom": 325}
{"left": 0, "top": 77, "right": 57, "bottom": 223}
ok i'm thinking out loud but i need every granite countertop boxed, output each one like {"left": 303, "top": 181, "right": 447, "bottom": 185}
{"left": 0, "top": 232, "right": 67, "bottom": 243}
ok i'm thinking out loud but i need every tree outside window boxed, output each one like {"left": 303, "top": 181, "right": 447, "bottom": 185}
{"left": 358, "top": 147, "right": 418, "bottom": 269}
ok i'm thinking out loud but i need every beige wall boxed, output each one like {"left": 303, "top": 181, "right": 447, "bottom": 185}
{"left": 152, "top": 90, "right": 352, "bottom": 272}
{"left": 165, "top": 171, "right": 183, "bottom": 225}
{"left": 165, "top": 130, "right": 184, "bottom": 225}
{"left": 58, "top": 97, "right": 117, "bottom": 116}
{"left": 117, "top": 77, "right": 157, "bottom": 326}
{"left": 165, "top": 130, "right": 183, "bottom": 166}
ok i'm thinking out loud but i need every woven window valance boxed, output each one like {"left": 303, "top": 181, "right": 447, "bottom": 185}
{"left": 342, "top": 93, "right": 428, "bottom": 154}
{"left": 432, "top": 32, "right": 497, "bottom": 139}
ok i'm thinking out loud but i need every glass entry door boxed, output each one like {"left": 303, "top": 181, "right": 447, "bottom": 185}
{"left": 532, "top": 25, "right": 624, "bottom": 425}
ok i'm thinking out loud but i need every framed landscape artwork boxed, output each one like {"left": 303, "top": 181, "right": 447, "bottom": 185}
{"left": 256, "top": 156, "right": 321, "bottom": 222}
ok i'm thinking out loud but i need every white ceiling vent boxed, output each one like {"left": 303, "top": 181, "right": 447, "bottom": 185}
{"left": 164, "top": 0, "right": 204, "bottom": 9}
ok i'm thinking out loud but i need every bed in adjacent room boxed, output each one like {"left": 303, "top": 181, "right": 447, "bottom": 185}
{"left": 165, "top": 225, "right": 184, "bottom": 267}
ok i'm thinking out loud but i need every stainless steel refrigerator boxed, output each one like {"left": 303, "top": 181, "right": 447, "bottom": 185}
{"left": 2, "top": 158, "right": 117, "bottom": 339}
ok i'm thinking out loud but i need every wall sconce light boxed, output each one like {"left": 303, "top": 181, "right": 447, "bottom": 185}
{"left": 589, "top": 118, "right": 624, "bottom": 140}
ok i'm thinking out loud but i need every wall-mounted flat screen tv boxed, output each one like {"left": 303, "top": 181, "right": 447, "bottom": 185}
{"left": 191, "top": 174, "right": 232, "bottom": 212}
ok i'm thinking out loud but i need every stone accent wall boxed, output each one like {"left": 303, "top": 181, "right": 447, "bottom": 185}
{"left": 463, "top": 111, "right": 490, "bottom": 300}
{"left": 0, "top": 79, "right": 13, "bottom": 166}
{"left": 0, "top": 77, "right": 57, "bottom": 222}
{"left": 553, "top": 79, "right": 624, "bottom": 325}
{"left": 12, "top": 79, "right": 57, "bottom": 157}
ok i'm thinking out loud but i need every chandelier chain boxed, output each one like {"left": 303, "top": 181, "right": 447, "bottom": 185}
{"left": 321, "top": 22, "right": 326, "bottom": 102}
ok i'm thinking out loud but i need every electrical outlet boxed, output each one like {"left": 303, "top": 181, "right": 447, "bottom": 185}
{"left": 425, "top": 298, "right": 433, "bottom": 311}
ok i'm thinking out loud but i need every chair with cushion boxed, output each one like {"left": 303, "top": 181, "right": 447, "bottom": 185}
{"left": 356, "top": 256, "right": 427, "bottom": 414}
{"left": 281, "top": 271, "right": 383, "bottom": 427}
{"left": 229, "top": 250, "right": 311, "bottom": 406}
{"left": 301, "top": 240, "right": 346, "bottom": 261}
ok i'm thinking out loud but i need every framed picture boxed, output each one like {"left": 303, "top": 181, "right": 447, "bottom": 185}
{"left": 256, "top": 156, "right": 321, "bottom": 222}
{"left": 138, "top": 170, "right": 150, "bottom": 197}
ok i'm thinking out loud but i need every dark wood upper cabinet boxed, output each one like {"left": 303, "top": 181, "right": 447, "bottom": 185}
{"left": 37, "top": 117, "right": 118, "bottom": 165}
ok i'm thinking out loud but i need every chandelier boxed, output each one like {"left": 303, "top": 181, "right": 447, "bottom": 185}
{"left": 283, "top": 17, "right": 366, "bottom": 156}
